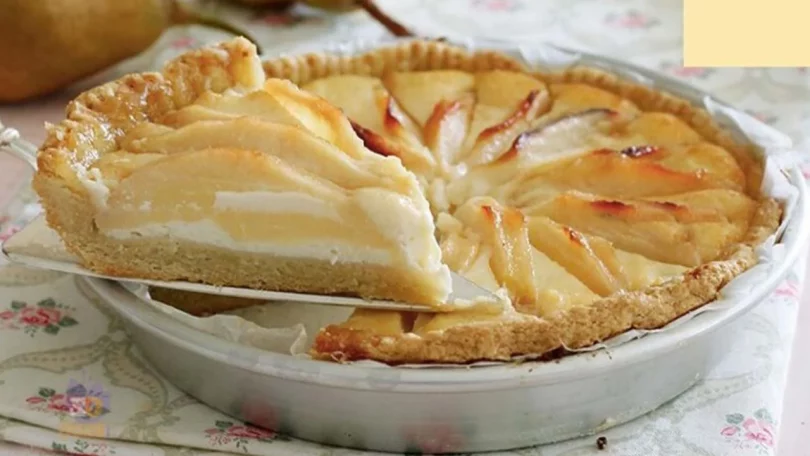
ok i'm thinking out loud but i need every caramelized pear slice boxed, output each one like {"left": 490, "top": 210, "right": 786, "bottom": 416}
{"left": 127, "top": 118, "right": 408, "bottom": 192}
{"left": 548, "top": 83, "right": 640, "bottom": 119}
{"left": 263, "top": 79, "right": 372, "bottom": 160}
{"left": 527, "top": 216, "right": 625, "bottom": 296}
{"left": 526, "top": 191, "right": 742, "bottom": 267}
{"left": 501, "top": 108, "right": 618, "bottom": 163}
{"left": 508, "top": 146, "right": 740, "bottom": 208}
{"left": 455, "top": 198, "right": 537, "bottom": 306}
{"left": 481, "top": 204, "right": 538, "bottom": 306}
{"left": 648, "top": 189, "right": 757, "bottom": 224}
{"left": 619, "top": 112, "right": 703, "bottom": 147}
{"left": 423, "top": 95, "right": 474, "bottom": 173}
{"left": 658, "top": 142, "right": 746, "bottom": 192}
{"left": 460, "top": 71, "right": 550, "bottom": 166}
{"left": 303, "top": 75, "right": 436, "bottom": 174}
{"left": 445, "top": 109, "right": 619, "bottom": 204}
{"left": 381, "top": 70, "right": 475, "bottom": 127}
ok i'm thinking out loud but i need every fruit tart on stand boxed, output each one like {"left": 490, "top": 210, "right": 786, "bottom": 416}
{"left": 32, "top": 37, "right": 782, "bottom": 365}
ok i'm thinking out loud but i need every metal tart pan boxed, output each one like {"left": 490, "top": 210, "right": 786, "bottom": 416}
{"left": 79, "top": 39, "right": 810, "bottom": 454}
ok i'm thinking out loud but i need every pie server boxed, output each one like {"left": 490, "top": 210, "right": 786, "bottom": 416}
{"left": 0, "top": 122, "right": 496, "bottom": 312}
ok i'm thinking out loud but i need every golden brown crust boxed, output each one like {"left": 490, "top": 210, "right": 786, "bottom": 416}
{"left": 34, "top": 38, "right": 262, "bottom": 262}
{"left": 35, "top": 38, "right": 784, "bottom": 364}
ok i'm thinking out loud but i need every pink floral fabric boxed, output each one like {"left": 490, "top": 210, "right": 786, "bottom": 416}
{"left": 0, "top": 299, "right": 77, "bottom": 336}
{"left": 721, "top": 409, "right": 776, "bottom": 453}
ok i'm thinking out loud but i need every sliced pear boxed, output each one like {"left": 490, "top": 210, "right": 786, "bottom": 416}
{"left": 619, "top": 112, "right": 703, "bottom": 147}
{"left": 647, "top": 189, "right": 756, "bottom": 224}
{"left": 446, "top": 109, "right": 620, "bottom": 204}
{"left": 90, "top": 151, "right": 166, "bottom": 186}
{"left": 526, "top": 191, "right": 740, "bottom": 267}
{"left": 501, "top": 108, "right": 618, "bottom": 163}
{"left": 127, "top": 118, "right": 407, "bottom": 192}
{"left": 455, "top": 198, "right": 537, "bottom": 306}
{"left": 460, "top": 71, "right": 550, "bottom": 166}
{"left": 166, "top": 90, "right": 298, "bottom": 126}
{"left": 659, "top": 142, "right": 746, "bottom": 192}
{"left": 381, "top": 70, "right": 475, "bottom": 127}
{"left": 94, "top": 148, "right": 403, "bottom": 250}
{"left": 118, "top": 122, "right": 175, "bottom": 151}
{"left": 303, "top": 75, "right": 436, "bottom": 174}
{"left": 528, "top": 248, "right": 600, "bottom": 317}
{"left": 481, "top": 204, "right": 538, "bottom": 306}
{"left": 423, "top": 95, "right": 474, "bottom": 174}
{"left": 508, "top": 147, "right": 737, "bottom": 208}
{"left": 548, "top": 83, "right": 640, "bottom": 119}
{"left": 159, "top": 104, "right": 243, "bottom": 127}
{"left": 263, "top": 78, "right": 372, "bottom": 160}
{"left": 440, "top": 230, "right": 481, "bottom": 274}
{"left": 526, "top": 216, "right": 625, "bottom": 296}
{"left": 646, "top": 189, "right": 756, "bottom": 257}
{"left": 614, "top": 249, "right": 687, "bottom": 289}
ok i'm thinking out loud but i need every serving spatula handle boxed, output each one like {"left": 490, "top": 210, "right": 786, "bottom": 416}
{"left": 0, "top": 120, "right": 38, "bottom": 171}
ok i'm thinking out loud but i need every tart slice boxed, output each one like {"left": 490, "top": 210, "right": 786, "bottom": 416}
{"left": 33, "top": 38, "right": 453, "bottom": 306}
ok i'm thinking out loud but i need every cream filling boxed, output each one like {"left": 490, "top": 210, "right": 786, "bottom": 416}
{"left": 97, "top": 188, "right": 451, "bottom": 285}
{"left": 104, "top": 218, "right": 395, "bottom": 265}
{"left": 213, "top": 191, "right": 341, "bottom": 221}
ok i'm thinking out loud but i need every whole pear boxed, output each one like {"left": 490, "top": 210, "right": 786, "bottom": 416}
{"left": 0, "top": 0, "right": 175, "bottom": 103}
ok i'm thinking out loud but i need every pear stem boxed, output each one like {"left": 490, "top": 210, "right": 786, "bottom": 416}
{"left": 357, "top": 0, "right": 414, "bottom": 37}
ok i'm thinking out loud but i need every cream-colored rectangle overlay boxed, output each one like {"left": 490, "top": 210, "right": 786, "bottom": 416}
{"left": 684, "top": 0, "right": 810, "bottom": 67}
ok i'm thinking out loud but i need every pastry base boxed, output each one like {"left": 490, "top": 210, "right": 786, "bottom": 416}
{"left": 35, "top": 177, "right": 446, "bottom": 306}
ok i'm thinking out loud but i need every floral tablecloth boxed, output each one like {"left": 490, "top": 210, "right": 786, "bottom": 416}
{"left": 1, "top": 0, "right": 810, "bottom": 455}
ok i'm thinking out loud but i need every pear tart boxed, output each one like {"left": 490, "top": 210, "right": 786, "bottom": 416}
{"left": 258, "top": 40, "right": 779, "bottom": 364}
{"left": 36, "top": 38, "right": 782, "bottom": 364}
{"left": 33, "top": 38, "right": 452, "bottom": 307}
